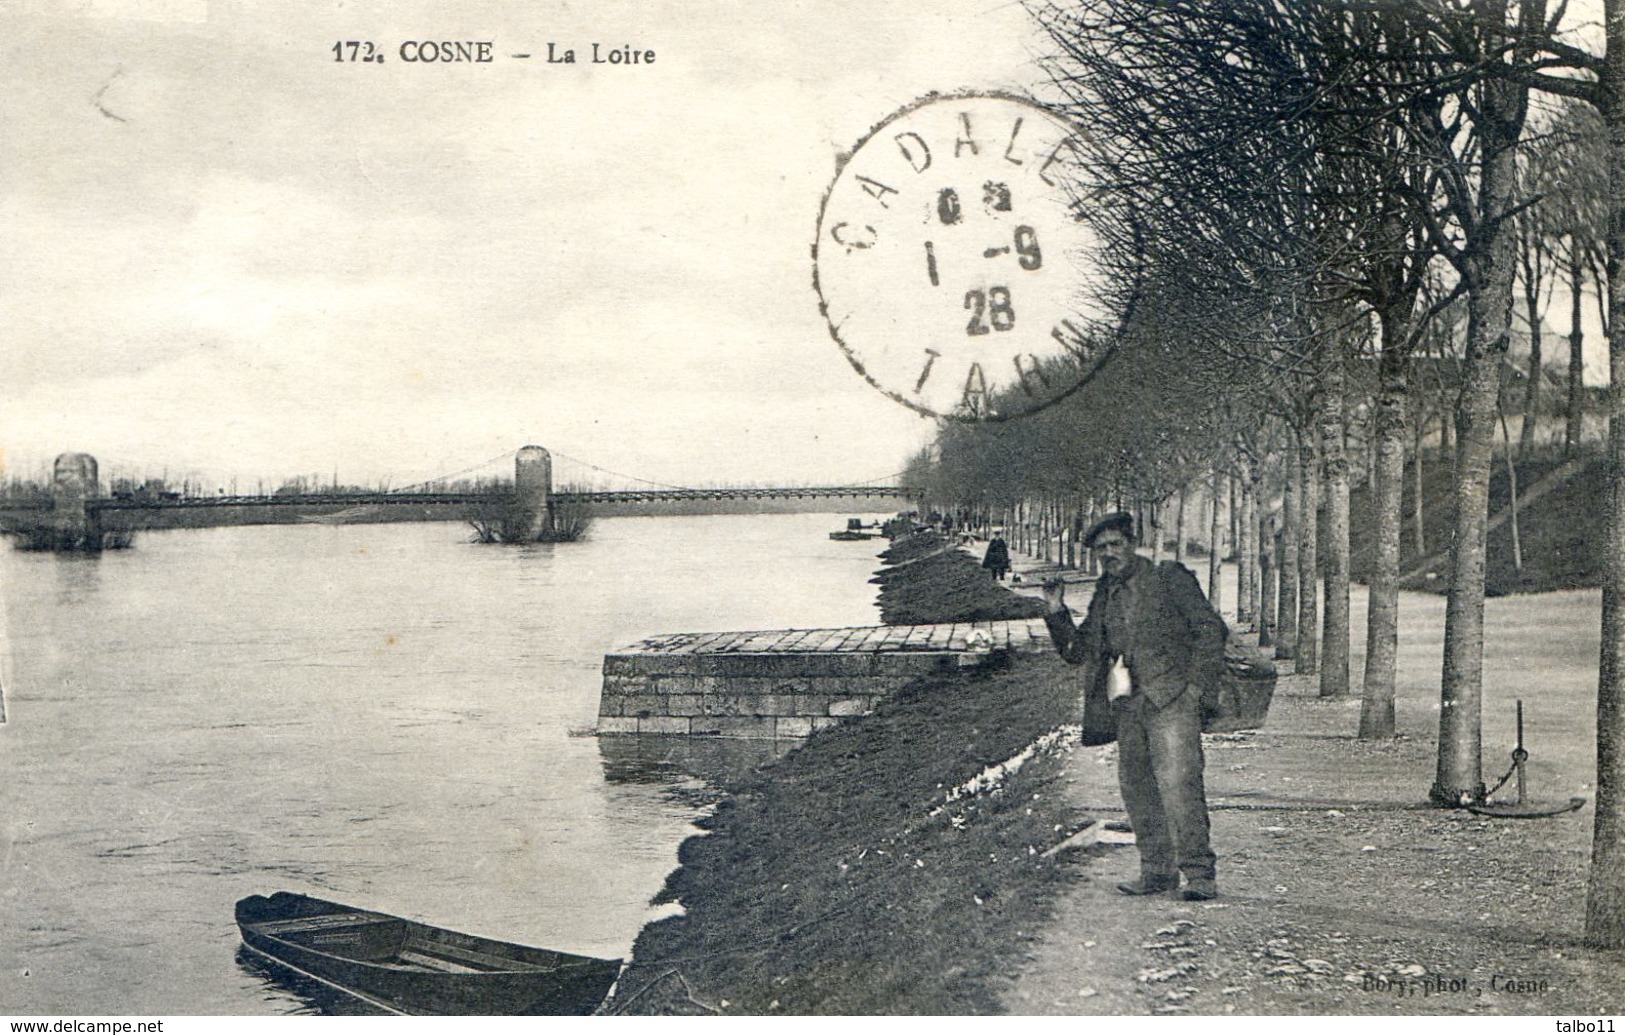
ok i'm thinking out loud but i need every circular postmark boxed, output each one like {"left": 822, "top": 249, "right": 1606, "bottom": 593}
{"left": 813, "top": 92, "right": 1114, "bottom": 421}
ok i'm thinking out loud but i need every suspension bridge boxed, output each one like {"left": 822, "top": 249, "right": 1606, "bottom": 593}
{"left": 6, "top": 447, "right": 919, "bottom": 549}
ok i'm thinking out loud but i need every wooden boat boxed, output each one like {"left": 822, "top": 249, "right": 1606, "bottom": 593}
{"left": 830, "top": 517, "right": 883, "bottom": 540}
{"left": 235, "top": 892, "right": 621, "bottom": 1016}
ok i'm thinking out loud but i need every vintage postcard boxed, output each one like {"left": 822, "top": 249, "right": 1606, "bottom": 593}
{"left": 2, "top": 0, "right": 1619, "bottom": 1026}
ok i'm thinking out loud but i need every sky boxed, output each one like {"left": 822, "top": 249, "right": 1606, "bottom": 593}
{"left": 2, "top": 1, "right": 1613, "bottom": 494}
{"left": 0, "top": 0, "right": 1045, "bottom": 491}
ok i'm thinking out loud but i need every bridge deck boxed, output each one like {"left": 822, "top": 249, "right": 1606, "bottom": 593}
{"left": 84, "top": 486, "right": 911, "bottom": 510}
{"left": 616, "top": 619, "right": 1051, "bottom": 657}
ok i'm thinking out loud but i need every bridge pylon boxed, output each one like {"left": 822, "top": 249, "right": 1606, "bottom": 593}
{"left": 51, "top": 453, "right": 103, "bottom": 550}
{"left": 515, "top": 446, "right": 553, "bottom": 539}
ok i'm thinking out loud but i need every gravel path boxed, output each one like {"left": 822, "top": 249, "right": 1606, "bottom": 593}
{"left": 1004, "top": 673, "right": 1621, "bottom": 1015}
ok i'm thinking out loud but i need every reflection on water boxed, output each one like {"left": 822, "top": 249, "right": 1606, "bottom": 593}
{"left": 597, "top": 734, "right": 792, "bottom": 798}
{"left": 235, "top": 946, "right": 385, "bottom": 1016}
{"left": 0, "top": 512, "right": 888, "bottom": 1014}
{"left": 49, "top": 550, "right": 103, "bottom": 606}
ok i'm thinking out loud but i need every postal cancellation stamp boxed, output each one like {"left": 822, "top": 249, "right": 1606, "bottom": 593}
{"left": 813, "top": 92, "right": 1115, "bottom": 422}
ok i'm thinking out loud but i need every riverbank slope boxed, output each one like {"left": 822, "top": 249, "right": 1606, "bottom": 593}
{"left": 604, "top": 537, "right": 1623, "bottom": 1015}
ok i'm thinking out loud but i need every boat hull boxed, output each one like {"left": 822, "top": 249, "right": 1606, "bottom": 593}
{"left": 236, "top": 892, "right": 620, "bottom": 1016}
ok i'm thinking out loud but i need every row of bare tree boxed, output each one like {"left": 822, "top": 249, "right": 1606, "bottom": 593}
{"left": 906, "top": 0, "right": 1625, "bottom": 948}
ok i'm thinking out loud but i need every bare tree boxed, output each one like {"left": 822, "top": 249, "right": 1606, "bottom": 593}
{"left": 1532, "top": 100, "right": 1610, "bottom": 455}
{"left": 1394, "top": 0, "right": 1542, "bottom": 804}
{"left": 1592, "top": 0, "right": 1625, "bottom": 944}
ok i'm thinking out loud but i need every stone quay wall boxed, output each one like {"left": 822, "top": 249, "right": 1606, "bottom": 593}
{"left": 597, "top": 649, "right": 966, "bottom": 739}
{"left": 598, "top": 620, "right": 1050, "bottom": 739}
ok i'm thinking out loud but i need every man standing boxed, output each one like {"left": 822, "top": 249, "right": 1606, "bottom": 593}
{"left": 981, "top": 532, "right": 1011, "bottom": 581}
{"left": 1042, "top": 512, "right": 1227, "bottom": 900}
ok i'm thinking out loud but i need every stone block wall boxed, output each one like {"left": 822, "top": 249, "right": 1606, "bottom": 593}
{"left": 597, "top": 649, "right": 964, "bottom": 739}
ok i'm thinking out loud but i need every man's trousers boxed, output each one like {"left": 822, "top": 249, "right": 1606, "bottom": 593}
{"left": 1114, "top": 688, "right": 1216, "bottom": 882}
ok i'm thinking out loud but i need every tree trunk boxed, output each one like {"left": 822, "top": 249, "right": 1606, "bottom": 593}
{"left": 1411, "top": 417, "right": 1428, "bottom": 557}
{"left": 1434, "top": 19, "right": 1529, "bottom": 803}
{"left": 1250, "top": 461, "right": 1264, "bottom": 626}
{"left": 1435, "top": 318, "right": 1505, "bottom": 802}
{"left": 1208, "top": 469, "right": 1224, "bottom": 611}
{"left": 1501, "top": 410, "right": 1524, "bottom": 573}
{"left": 1320, "top": 363, "right": 1352, "bottom": 699}
{"left": 1089, "top": 499, "right": 1101, "bottom": 576}
{"left": 1585, "top": 0, "right": 1625, "bottom": 949}
{"left": 1070, "top": 501, "right": 1078, "bottom": 560}
{"left": 1276, "top": 433, "right": 1300, "bottom": 660}
{"left": 1237, "top": 454, "right": 1256, "bottom": 627}
{"left": 1259, "top": 519, "right": 1276, "bottom": 649}
{"left": 1520, "top": 229, "right": 1545, "bottom": 458}
{"left": 1362, "top": 329, "right": 1408, "bottom": 739}
{"left": 1297, "top": 437, "right": 1320, "bottom": 676}
{"left": 1228, "top": 474, "right": 1239, "bottom": 568}
{"left": 1175, "top": 485, "right": 1188, "bottom": 564}
{"left": 1569, "top": 239, "right": 1588, "bottom": 456}
{"left": 1043, "top": 499, "right": 1052, "bottom": 562}
{"left": 1150, "top": 497, "right": 1165, "bottom": 562}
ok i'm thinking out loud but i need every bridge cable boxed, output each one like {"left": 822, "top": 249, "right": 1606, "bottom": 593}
{"left": 852, "top": 469, "right": 911, "bottom": 486}
{"left": 390, "top": 449, "right": 520, "bottom": 493}
{"left": 546, "top": 451, "right": 694, "bottom": 491}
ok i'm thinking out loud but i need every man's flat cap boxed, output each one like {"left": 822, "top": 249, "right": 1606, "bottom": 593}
{"left": 1082, "top": 511, "right": 1136, "bottom": 548}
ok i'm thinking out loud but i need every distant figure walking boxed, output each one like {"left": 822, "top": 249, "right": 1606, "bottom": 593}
{"left": 981, "top": 533, "right": 1011, "bottom": 582}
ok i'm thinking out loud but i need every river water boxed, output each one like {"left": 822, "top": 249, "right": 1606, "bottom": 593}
{"left": 0, "top": 512, "right": 890, "bottom": 1014}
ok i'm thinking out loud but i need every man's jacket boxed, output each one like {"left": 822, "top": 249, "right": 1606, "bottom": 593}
{"left": 1045, "top": 558, "right": 1227, "bottom": 739}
